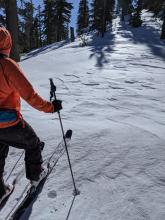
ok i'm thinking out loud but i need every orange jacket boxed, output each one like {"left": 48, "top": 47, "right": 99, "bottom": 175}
{"left": 0, "top": 57, "right": 54, "bottom": 128}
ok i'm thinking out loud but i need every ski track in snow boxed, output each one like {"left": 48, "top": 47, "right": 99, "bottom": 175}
{"left": 1, "top": 11, "right": 165, "bottom": 220}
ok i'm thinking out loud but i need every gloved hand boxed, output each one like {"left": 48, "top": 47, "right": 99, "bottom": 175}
{"left": 52, "top": 99, "right": 62, "bottom": 112}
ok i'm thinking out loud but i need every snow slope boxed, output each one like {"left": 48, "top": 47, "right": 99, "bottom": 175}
{"left": 1, "top": 11, "right": 165, "bottom": 220}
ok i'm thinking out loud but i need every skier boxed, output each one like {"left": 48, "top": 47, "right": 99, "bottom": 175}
{"left": 0, "top": 27, "right": 62, "bottom": 203}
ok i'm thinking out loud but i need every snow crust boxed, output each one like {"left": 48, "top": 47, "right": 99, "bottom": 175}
{"left": 1, "top": 11, "right": 165, "bottom": 220}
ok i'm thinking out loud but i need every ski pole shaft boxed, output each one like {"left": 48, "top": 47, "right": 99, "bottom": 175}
{"left": 5, "top": 151, "right": 24, "bottom": 182}
{"left": 49, "top": 78, "right": 79, "bottom": 195}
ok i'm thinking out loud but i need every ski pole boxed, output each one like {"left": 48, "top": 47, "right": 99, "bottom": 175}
{"left": 49, "top": 78, "right": 80, "bottom": 196}
{"left": 5, "top": 151, "right": 24, "bottom": 182}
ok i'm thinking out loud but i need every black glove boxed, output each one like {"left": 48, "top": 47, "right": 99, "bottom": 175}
{"left": 52, "top": 99, "right": 62, "bottom": 112}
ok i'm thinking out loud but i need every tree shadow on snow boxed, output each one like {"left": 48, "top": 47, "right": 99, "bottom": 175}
{"left": 88, "top": 32, "right": 116, "bottom": 69}
{"left": 119, "top": 22, "right": 165, "bottom": 60}
{"left": 21, "top": 40, "right": 69, "bottom": 61}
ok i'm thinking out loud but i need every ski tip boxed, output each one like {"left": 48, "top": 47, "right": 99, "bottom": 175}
{"left": 65, "top": 129, "right": 72, "bottom": 139}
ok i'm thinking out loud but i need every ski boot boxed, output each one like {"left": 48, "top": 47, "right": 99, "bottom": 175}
{"left": 31, "top": 166, "right": 48, "bottom": 189}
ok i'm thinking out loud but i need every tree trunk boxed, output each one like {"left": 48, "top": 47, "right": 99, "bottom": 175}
{"left": 38, "top": 5, "right": 42, "bottom": 47}
{"left": 5, "top": 0, "right": 20, "bottom": 61}
{"left": 102, "top": 0, "right": 106, "bottom": 37}
{"left": 161, "top": 9, "right": 165, "bottom": 39}
{"left": 161, "top": 19, "right": 165, "bottom": 39}
{"left": 70, "top": 27, "right": 75, "bottom": 42}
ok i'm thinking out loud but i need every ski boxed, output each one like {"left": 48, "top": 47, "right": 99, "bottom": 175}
{"left": 0, "top": 142, "right": 44, "bottom": 211}
{"left": 5, "top": 129, "right": 72, "bottom": 220}
{"left": 0, "top": 179, "right": 16, "bottom": 211}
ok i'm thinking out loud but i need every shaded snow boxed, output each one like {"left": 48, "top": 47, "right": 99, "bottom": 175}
{"left": 1, "top": 11, "right": 165, "bottom": 220}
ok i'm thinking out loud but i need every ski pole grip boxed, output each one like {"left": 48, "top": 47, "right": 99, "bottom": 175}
{"left": 49, "top": 78, "right": 56, "bottom": 92}
{"left": 49, "top": 78, "right": 57, "bottom": 101}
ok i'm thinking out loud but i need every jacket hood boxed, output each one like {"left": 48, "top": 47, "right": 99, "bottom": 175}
{"left": 0, "top": 27, "right": 12, "bottom": 56}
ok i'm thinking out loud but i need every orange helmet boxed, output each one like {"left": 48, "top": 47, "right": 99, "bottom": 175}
{"left": 0, "top": 27, "right": 12, "bottom": 56}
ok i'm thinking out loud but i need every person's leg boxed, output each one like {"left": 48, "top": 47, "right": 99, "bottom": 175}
{"left": 0, "top": 144, "right": 9, "bottom": 197}
{"left": 23, "top": 122, "right": 44, "bottom": 181}
{"left": 0, "top": 121, "right": 44, "bottom": 182}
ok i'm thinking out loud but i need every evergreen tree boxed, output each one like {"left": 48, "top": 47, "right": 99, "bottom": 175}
{"left": 31, "top": 5, "right": 43, "bottom": 48}
{"left": 161, "top": 6, "right": 165, "bottom": 39}
{"left": 30, "top": 5, "right": 43, "bottom": 49}
{"left": 106, "top": 0, "right": 115, "bottom": 23}
{"left": 5, "top": 0, "right": 20, "bottom": 61}
{"left": 32, "top": 15, "right": 41, "bottom": 49}
{"left": 70, "top": 26, "right": 75, "bottom": 42}
{"left": 19, "top": 0, "right": 35, "bottom": 52}
{"left": 91, "top": 0, "right": 115, "bottom": 37}
{"left": 37, "top": 5, "right": 43, "bottom": 47}
{"left": 120, "top": 0, "right": 132, "bottom": 21}
{"left": 143, "top": 0, "right": 164, "bottom": 16}
{"left": 43, "top": 0, "right": 73, "bottom": 44}
{"left": 43, "top": 0, "right": 56, "bottom": 44}
{"left": 77, "top": 0, "right": 89, "bottom": 35}
{"left": 0, "top": 1, "right": 5, "bottom": 26}
{"left": 91, "top": 0, "right": 101, "bottom": 32}
{"left": 143, "top": 0, "right": 165, "bottom": 39}
{"left": 131, "top": 0, "right": 143, "bottom": 27}
{"left": 55, "top": 0, "right": 73, "bottom": 42}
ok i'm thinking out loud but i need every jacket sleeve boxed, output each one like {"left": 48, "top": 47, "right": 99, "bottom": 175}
{"left": 5, "top": 58, "right": 54, "bottom": 113}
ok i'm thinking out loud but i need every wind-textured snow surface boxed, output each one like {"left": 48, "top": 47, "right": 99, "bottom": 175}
{"left": 1, "top": 12, "right": 165, "bottom": 220}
